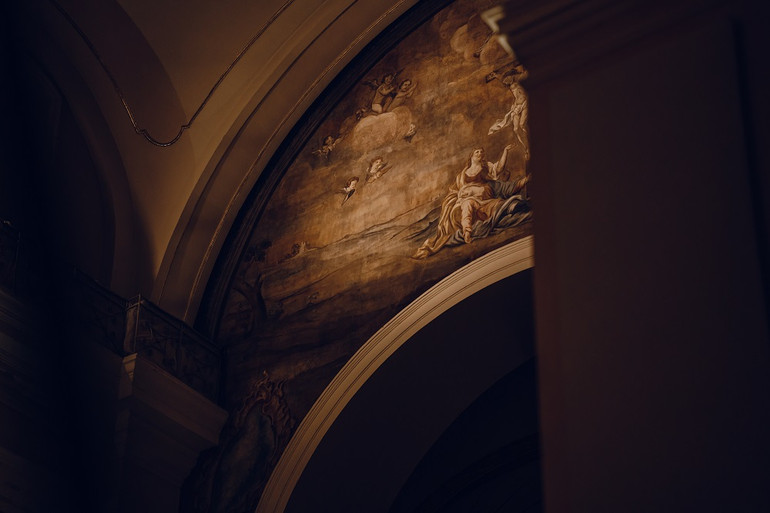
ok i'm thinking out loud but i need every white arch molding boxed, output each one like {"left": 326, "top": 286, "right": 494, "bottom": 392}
{"left": 256, "top": 235, "right": 534, "bottom": 513}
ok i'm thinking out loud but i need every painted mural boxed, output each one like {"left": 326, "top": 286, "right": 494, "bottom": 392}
{"left": 183, "top": 1, "right": 532, "bottom": 511}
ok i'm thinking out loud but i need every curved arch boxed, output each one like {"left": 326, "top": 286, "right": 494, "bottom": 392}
{"left": 257, "top": 235, "right": 534, "bottom": 513}
{"left": 158, "top": 0, "right": 450, "bottom": 325}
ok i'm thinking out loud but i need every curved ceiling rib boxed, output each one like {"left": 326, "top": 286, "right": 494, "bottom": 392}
{"left": 178, "top": 0, "right": 415, "bottom": 321}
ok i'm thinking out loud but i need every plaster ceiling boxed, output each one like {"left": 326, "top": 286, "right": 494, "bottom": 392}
{"left": 15, "top": 0, "right": 419, "bottom": 320}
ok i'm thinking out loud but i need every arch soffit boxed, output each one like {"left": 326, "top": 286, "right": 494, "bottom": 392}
{"left": 257, "top": 236, "right": 534, "bottom": 513}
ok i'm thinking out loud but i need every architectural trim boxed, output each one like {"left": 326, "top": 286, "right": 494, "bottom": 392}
{"left": 256, "top": 236, "right": 534, "bottom": 513}
{"left": 182, "top": 0, "right": 412, "bottom": 321}
{"left": 196, "top": 0, "right": 452, "bottom": 334}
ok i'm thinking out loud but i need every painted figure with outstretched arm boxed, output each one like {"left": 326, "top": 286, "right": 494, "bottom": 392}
{"left": 414, "top": 146, "right": 531, "bottom": 259}
{"left": 489, "top": 65, "right": 530, "bottom": 160}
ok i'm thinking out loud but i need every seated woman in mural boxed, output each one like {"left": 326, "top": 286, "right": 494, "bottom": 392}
{"left": 413, "top": 145, "right": 531, "bottom": 259}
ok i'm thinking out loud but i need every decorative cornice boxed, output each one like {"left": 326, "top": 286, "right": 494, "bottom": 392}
{"left": 256, "top": 236, "right": 534, "bottom": 513}
{"left": 47, "top": 0, "right": 296, "bottom": 147}
{"left": 124, "top": 295, "right": 221, "bottom": 400}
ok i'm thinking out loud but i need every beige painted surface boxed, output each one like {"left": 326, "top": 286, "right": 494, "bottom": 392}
{"left": 17, "top": 0, "right": 417, "bottom": 313}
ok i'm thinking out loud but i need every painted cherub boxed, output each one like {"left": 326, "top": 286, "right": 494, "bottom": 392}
{"left": 339, "top": 176, "right": 360, "bottom": 205}
{"left": 313, "top": 134, "right": 342, "bottom": 159}
{"left": 388, "top": 79, "right": 417, "bottom": 110}
{"left": 488, "top": 64, "right": 530, "bottom": 159}
{"left": 403, "top": 123, "right": 417, "bottom": 143}
{"left": 365, "top": 157, "right": 390, "bottom": 183}
{"left": 362, "top": 70, "right": 402, "bottom": 113}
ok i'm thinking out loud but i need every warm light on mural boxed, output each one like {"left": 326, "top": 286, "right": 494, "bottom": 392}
{"left": 185, "top": 1, "right": 532, "bottom": 511}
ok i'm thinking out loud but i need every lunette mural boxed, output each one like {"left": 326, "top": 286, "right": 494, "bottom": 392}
{"left": 183, "top": 1, "right": 532, "bottom": 511}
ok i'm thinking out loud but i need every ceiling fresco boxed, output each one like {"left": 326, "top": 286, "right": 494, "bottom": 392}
{"left": 184, "top": 0, "right": 532, "bottom": 511}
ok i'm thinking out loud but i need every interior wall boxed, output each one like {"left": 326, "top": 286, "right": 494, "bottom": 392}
{"left": 2, "top": 54, "right": 115, "bottom": 285}
{"left": 527, "top": 6, "right": 770, "bottom": 512}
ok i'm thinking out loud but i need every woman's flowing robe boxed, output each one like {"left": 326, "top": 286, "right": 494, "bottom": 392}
{"left": 413, "top": 161, "right": 531, "bottom": 259}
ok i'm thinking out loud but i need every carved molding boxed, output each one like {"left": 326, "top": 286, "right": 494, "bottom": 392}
{"left": 123, "top": 296, "right": 221, "bottom": 401}
{"left": 256, "top": 236, "right": 534, "bottom": 513}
